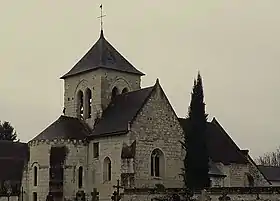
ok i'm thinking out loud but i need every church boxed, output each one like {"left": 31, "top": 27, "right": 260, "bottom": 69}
{"left": 0, "top": 25, "right": 275, "bottom": 201}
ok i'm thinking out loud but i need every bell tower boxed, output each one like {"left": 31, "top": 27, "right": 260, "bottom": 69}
{"left": 60, "top": 6, "right": 144, "bottom": 128}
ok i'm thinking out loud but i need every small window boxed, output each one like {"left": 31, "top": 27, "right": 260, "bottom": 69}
{"left": 151, "top": 149, "right": 164, "bottom": 177}
{"left": 93, "top": 143, "right": 99, "bottom": 158}
{"left": 85, "top": 88, "right": 92, "bottom": 119}
{"left": 34, "top": 166, "right": 38, "bottom": 186}
{"left": 103, "top": 157, "right": 112, "bottom": 182}
{"left": 33, "top": 192, "right": 37, "bottom": 201}
{"left": 78, "top": 166, "right": 83, "bottom": 188}
{"left": 77, "top": 90, "right": 84, "bottom": 118}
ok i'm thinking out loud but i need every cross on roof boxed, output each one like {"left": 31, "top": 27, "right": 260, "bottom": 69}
{"left": 97, "top": 4, "right": 106, "bottom": 31}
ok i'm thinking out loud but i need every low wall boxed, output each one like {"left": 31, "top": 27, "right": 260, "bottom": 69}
{"left": 0, "top": 196, "right": 18, "bottom": 201}
{"left": 124, "top": 187, "right": 280, "bottom": 201}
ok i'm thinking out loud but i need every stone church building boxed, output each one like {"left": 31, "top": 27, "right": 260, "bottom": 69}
{"left": 0, "top": 29, "right": 275, "bottom": 201}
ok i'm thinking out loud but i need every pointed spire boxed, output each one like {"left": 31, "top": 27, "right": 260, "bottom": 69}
{"left": 100, "top": 29, "right": 104, "bottom": 38}
{"left": 155, "top": 78, "right": 160, "bottom": 85}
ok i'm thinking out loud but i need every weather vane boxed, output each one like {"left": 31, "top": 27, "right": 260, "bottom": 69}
{"left": 97, "top": 4, "right": 106, "bottom": 31}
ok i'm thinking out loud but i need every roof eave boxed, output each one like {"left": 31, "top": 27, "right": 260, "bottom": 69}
{"left": 60, "top": 66, "right": 145, "bottom": 79}
{"left": 88, "top": 130, "right": 128, "bottom": 139}
{"left": 209, "top": 173, "right": 227, "bottom": 178}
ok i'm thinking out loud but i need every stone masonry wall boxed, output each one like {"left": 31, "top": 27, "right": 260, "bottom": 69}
{"left": 247, "top": 156, "right": 270, "bottom": 186}
{"left": 216, "top": 163, "right": 250, "bottom": 187}
{"left": 124, "top": 192, "right": 280, "bottom": 201}
{"left": 123, "top": 188, "right": 280, "bottom": 201}
{"left": 28, "top": 140, "right": 88, "bottom": 201}
{"left": 0, "top": 196, "right": 18, "bottom": 201}
{"left": 228, "top": 164, "right": 249, "bottom": 187}
{"left": 129, "top": 83, "right": 185, "bottom": 189}
{"left": 63, "top": 141, "right": 87, "bottom": 201}
{"left": 63, "top": 69, "right": 102, "bottom": 128}
{"left": 88, "top": 135, "right": 130, "bottom": 201}
{"left": 28, "top": 142, "right": 50, "bottom": 201}
{"left": 63, "top": 68, "right": 141, "bottom": 128}
{"left": 100, "top": 69, "right": 141, "bottom": 111}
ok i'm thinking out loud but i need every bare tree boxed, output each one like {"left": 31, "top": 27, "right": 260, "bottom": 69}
{"left": 257, "top": 147, "right": 280, "bottom": 166}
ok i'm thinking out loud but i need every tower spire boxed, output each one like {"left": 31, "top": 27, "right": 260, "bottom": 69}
{"left": 97, "top": 4, "right": 106, "bottom": 34}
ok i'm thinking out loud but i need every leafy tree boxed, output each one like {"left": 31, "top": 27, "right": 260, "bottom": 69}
{"left": 182, "top": 72, "right": 210, "bottom": 191}
{"left": 0, "top": 121, "right": 18, "bottom": 141}
{"left": 257, "top": 147, "right": 280, "bottom": 166}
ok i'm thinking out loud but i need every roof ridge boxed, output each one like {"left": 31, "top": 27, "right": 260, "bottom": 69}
{"left": 115, "top": 86, "right": 154, "bottom": 97}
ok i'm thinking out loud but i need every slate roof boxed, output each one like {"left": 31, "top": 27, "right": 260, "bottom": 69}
{"left": 31, "top": 116, "right": 91, "bottom": 141}
{"left": 179, "top": 117, "right": 248, "bottom": 165}
{"left": 61, "top": 30, "right": 144, "bottom": 79}
{"left": 0, "top": 141, "right": 28, "bottom": 181}
{"left": 92, "top": 86, "right": 154, "bottom": 136}
{"left": 258, "top": 166, "right": 280, "bottom": 181}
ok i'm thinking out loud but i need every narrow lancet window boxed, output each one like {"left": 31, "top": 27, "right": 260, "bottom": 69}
{"left": 77, "top": 90, "right": 84, "bottom": 118}
{"left": 85, "top": 88, "right": 92, "bottom": 118}
{"left": 103, "top": 157, "right": 112, "bottom": 181}
{"left": 151, "top": 149, "right": 164, "bottom": 177}
{"left": 34, "top": 166, "right": 38, "bottom": 186}
{"left": 78, "top": 166, "right": 83, "bottom": 188}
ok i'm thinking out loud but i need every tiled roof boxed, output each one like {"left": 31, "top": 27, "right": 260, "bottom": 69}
{"left": 258, "top": 165, "right": 280, "bottom": 181}
{"left": 179, "top": 117, "right": 248, "bottom": 165}
{"left": 31, "top": 116, "right": 91, "bottom": 141}
{"left": 92, "top": 86, "right": 154, "bottom": 136}
{"left": 61, "top": 30, "right": 144, "bottom": 79}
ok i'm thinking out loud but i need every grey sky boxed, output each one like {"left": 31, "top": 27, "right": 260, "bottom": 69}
{"left": 0, "top": 0, "right": 279, "bottom": 159}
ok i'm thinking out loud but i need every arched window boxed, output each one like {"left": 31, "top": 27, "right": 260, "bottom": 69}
{"left": 121, "top": 87, "right": 128, "bottom": 94}
{"left": 111, "top": 87, "right": 119, "bottom": 100}
{"left": 151, "top": 149, "right": 164, "bottom": 177}
{"left": 78, "top": 166, "right": 83, "bottom": 188}
{"left": 34, "top": 166, "right": 38, "bottom": 186}
{"left": 103, "top": 157, "right": 112, "bottom": 182}
{"left": 85, "top": 88, "right": 92, "bottom": 119}
{"left": 77, "top": 90, "right": 84, "bottom": 118}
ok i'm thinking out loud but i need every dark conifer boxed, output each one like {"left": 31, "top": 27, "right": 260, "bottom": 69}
{"left": 183, "top": 72, "right": 210, "bottom": 191}
{"left": 0, "top": 121, "right": 18, "bottom": 141}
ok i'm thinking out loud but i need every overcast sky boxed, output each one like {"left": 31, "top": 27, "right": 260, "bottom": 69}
{"left": 0, "top": 0, "right": 279, "bottom": 159}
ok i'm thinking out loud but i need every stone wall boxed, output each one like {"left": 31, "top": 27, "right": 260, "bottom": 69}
{"left": 88, "top": 134, "right": 130, "bottom": 201}
{"left": 28, "top": 141, "right": 50, "bottom": 201}
{"left": 129, "top": 82, "right": 185, "bottom": 189}
{"left": 0, "top": 196, "right": 18, "bottom": 201}
{"left": 63, "top": 141, "right": 87, "bottom": 200}
{"left": 27, "top": 139, "right": 88, "bottom": 201}
{"left": 63, "top": 68, "right": 141, "bottom": 128}
{"left": 123, "top": 187, "right": 280, "bottom": 201}
{"left": 228, "top": 164, "right": 249, "bottom": 187}
{"left": 100, "top": 69, "right": 141, "bottom": 111}
{"left": 246, "top": 156, "right": 270, "bottom": 186}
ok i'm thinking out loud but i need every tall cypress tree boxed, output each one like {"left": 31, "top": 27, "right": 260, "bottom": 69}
{"left": 183, "top": 72, "right": 210, "bottom": 192}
